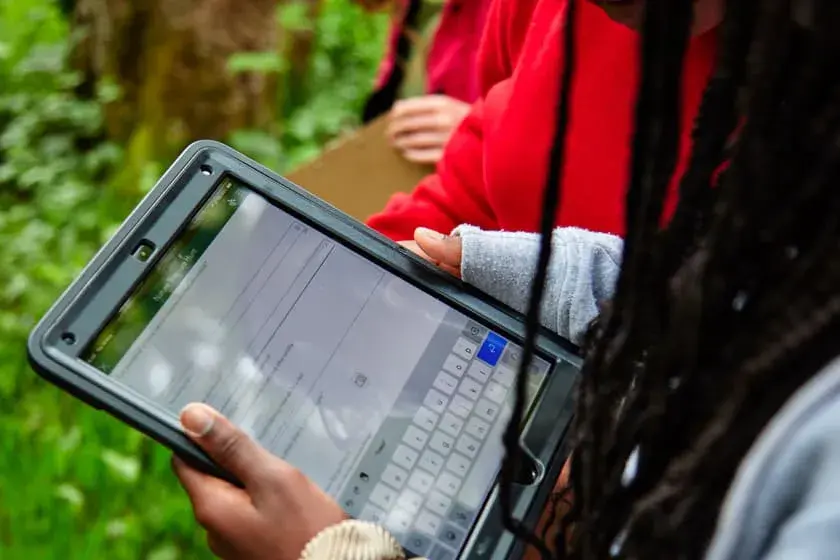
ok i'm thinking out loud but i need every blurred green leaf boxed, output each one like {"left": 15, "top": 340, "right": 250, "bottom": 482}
{"left": 148, "top": 543, "right": 180, "bottom": 560}
{"left": 97, "top": 77, "right": 122, "bottom": 104}
{"left": 106, "top": 518, "right": 130, "bottom": 538}
{"left": 55, "top": 484, "right": 84, "bottom": 511}
{"left": 229, "top": 129, "right": 286, "bottom": 170}
{"left": 227, "top": 51, "right": 285, "bottom": 74}
{"left": 278, "top": 2, "right": 313, "bottom": 32}
{"left": 101, "top": 450, "right": 141, "bottom": 483}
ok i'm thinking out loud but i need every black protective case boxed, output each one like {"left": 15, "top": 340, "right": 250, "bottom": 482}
{"left": 27, "top": 140, "right": 580, "bottom": 560}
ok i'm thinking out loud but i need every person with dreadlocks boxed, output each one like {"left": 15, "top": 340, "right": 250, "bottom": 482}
{"left": 169, "top": 0, "right": 840, "bottom": 558}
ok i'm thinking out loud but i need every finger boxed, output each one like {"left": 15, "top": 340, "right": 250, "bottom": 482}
{"left": 414, "top": 228, "right": 463, "bottom": 275}
{"left": 393, "top": 131, "right": 450, "bottom": 152}
{"left": 398, "top": 240, "right": 435, "bottom": 263}
{"left": 388, "top": 113, "right": 452, "bottom": 140}
{"left": 172, "top": 455, "right": 236, "bottom": 499}
{"left": 179, "top": 403, "right": 274, "bottom": 487}
{"left": 400, "top": 147, "right": 445, "bottom": 165}
{"left": 207, "top": 532, "right": 238, "bottom": 559}
{"left": 390, "top": 95, "right": 447, "bottom": 119}
{"left": 388, "top": 114, "right": 450, "bottom": 139}
{"left": 400, "top": 239, "right": 459, "bottom": 276}
{"left": 172, "top": 456, "right": 255, "bottom": 535}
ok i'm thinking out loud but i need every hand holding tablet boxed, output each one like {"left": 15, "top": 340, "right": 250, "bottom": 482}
{"left": 28, "top": 142, "right": 580, "bottom": 559}
{"left": 173, "top": 402, "right": 345, "bottom": 560}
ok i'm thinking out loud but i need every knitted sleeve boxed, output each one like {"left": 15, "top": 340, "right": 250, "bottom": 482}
{"left": 299, "top": 520, "right": 421, "bottom": 560}
{"left": 454, "top": 225, "right": 623, "bottom": 345}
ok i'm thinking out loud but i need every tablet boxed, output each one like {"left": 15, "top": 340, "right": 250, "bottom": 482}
{"left": 28, "top": 141, "right": 581, "bottom": 560}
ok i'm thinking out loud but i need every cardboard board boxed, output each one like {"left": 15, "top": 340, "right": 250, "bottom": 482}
{"left": 287, "top": 117, "right": 434, "bottom": 222}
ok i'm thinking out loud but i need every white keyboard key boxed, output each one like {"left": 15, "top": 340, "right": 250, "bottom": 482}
{"left": 436, "top": 471, "right": 463, "bottom": 497}
{"left": 463, "top": 321, "right": 487, "bottom": 342}
{"left": 439, "top": 412, "right": 464, "bottom": 438}
{"left": 370, "top": 482, "right": 398, "bottom": 510}
{"left": 423, "top": 389, "right": 449, "bottom": 414}
{"left": 439, "top": 524, "right": 465, "bottom": 549}
{"left": 386, "top": 507, "right": 414, "bottom": 535}
{"left": 456, "top": 434, "right": 481, "bottom": 459}
{"left": 453, "top": 337, "right": 478, "bottom": 361}
{"left": 426, "top": 490, "right": 453, "bottom": 517}
{"left": 503, "top": 347, "right": 522, "bottom": 367}
{"left": 403, "top": 425, "right": 430, "bottom": 451}
{"left": 446, "top": 453, "right": 471, "bottom": 477}
{"left": 467, "top": 361, "right": 492, "bottom": 384}
{"left": 443, "top": 354, "right": 468, "bottom": 378}
{"left": 382, "top": 463, "right": 408, "bottom": 489}
{"left": 360, "top": 504, "right": 387, "bottom": 524}
{"left": 405, "top": 533, "right": 433, "bottom": 557}
{"left": 475, "top": 398, "right": 500, "bottom": 422}
{"left": 413, "top": 406, "right": 439, "bottom": 432}
{"left": 408, "top": 470, "right": 435, "bottom": 494}
{"left": 493, "top": 364, "right": 516, "bottom": 388}
{"left": 415, "top": 510, "right": 443, "bottom": 536}
{"left": 392, "top": 444, "right": 419, "bottom": 470}
{"left": 458, "top": 378, "right": 482, "bottom": 401}
{"left": 433, "top": 371, "right": 459, "bottom": 396}
{"left": 449, "top": 394, "right": 474, "bottom": 419}
{"left": 465, "top": 416, "right": 490, "bottom": 440}
{"left": 419, "top": 450, "right": 445, "bottom": 476}
{"left": 484, "top": 381, "right": 507, "bottom": 405}
{"left": 459, "top": 405, "right": 513, "bottom": 510}
{"left": 397, "top": 489, "right": 424, "bottom": 514}
{"left": 429, "top": 432, "right": 455, "bottom": 456}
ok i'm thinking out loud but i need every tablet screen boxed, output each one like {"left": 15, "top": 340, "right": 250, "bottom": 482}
{"left": 82, "top": 177, "right": 558, "bottom": 559}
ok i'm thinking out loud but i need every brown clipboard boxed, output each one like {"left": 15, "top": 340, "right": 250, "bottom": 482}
{"left": 287, "top": 117, "right": 434, "bottom": 222}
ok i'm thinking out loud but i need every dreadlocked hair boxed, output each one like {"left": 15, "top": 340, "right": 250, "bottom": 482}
{"left": 497, "top": 0, "right": 840, "bottom": 558}
{"left": 495, "top": 0, "right": 577, "bottom": 557}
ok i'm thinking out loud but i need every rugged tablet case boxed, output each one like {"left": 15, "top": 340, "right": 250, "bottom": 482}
{"left": 28, "top": 140, "right": 581, "bottom": 560}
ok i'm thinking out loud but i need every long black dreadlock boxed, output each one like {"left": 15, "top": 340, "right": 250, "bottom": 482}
{"left": 497, "top": 0, "right": 840, "bottom": 558}
{"left": 496, "top": 0, "right": 577, "bottom": 556}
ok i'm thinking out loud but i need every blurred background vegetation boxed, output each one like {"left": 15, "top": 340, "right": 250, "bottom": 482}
{"left": 0, "top": 0, "right": 387, "bottom": 557}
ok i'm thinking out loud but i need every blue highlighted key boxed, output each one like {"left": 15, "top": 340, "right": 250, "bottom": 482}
{"left": 477, "top": 332, "right": 507, "bottom": 366}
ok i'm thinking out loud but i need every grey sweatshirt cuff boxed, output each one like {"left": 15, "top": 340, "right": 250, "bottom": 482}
{"left": 452, "top": 225, "right": 623, "bottom": 345}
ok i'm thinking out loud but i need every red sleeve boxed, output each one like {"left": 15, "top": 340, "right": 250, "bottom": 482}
{"left": 365, "top": 98, "right": 495, "bottom": 240}
{"left": 365, "top": 0, "right": 540, "bottom": 241}
{"left": 478, "top": 0, "right": 541, "bottom": 88}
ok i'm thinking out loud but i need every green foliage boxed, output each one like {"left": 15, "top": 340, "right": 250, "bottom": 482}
{"left": 228, "top": 51, "right": 286, "bottom": 75}
{"left": 229, "top": 0, "right": 388, "bottom": 170}
{"left": 0, "top": 0, "right": 386, "bottom": 557}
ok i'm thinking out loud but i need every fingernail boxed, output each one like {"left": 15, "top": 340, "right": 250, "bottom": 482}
{"left": 416, "top": 227, "right": 445, "bottom": 240}
{"left": 180, "top": 403, "right": 215, "bottom": 438}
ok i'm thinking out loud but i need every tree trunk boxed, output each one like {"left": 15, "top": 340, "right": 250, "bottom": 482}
{"left": 71, "top": 0, "right": 281, "bottom": 186}
{"left": 281, "top": 0, "right": 323, "bottom": 110}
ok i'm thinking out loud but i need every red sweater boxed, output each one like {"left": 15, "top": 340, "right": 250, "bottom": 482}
{"left": 367, "top": 0, "right": 718, "bottom": 240}
{"left": 376, "top": 0, "right": 492, "bottom": 104}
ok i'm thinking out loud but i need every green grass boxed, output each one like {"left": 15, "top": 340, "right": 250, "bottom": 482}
{"left": 0, "top": 1, "right": 386, "bottom": 557}
{"left": 0, "top": 389, "right": 208, "bottom": 559}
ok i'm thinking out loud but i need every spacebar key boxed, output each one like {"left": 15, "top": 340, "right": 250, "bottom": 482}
{"left": 457, "top": 404, "right": 513, "bottom": 510}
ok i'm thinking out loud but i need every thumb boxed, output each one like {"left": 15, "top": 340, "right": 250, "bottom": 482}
{"left": 414, "top": 227, "right": 462, "bottom": 276}
{"left": 180, "top": 403, "right": 273, "bottom": 487}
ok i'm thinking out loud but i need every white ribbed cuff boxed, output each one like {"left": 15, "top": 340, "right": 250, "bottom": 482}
{"left": 299, "top": 520, "right": 407, "bottom": 560}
